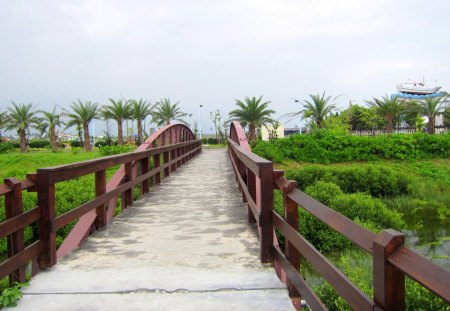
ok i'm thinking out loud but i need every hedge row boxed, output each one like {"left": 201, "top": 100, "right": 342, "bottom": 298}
{"left": 286, "top": 164, "right": 409, "bottom": 197}
{"left": 253, "top": 131, "right": 450, "bottom": 163}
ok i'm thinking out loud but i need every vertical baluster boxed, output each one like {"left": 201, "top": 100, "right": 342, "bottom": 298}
{"left": 95, "top": 170, "right": 107, "bottom": 229}
{"left": 283, "top": 180, "right": 301, "bottom": 299}
{"left": 141, "top": 157, "right": 150, "bottom": 195}
{"left": 373, "top": 229, "right": 405, "bottom": 311}
{"left": 153, "top": 152, "right": 161, "bottom": 185}
{"left": 123, "top": 162, "right": 133, "bottom": 209}
{"left": 259, "top": 164, "right": 273, "bottom": 263}
{"left": 37, "top": 171, "right": 57, "bottom": 269}
{"left": 247, "top": 171, "right": 257, "bottom": 223}
{"left": 4, "top": 178, "right": 26, "bottom": 285}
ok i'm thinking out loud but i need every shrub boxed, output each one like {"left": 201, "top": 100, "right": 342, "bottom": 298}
{"left": 0, "top": 142, "right": 16, "bottom": 153}
{"left": 294, "top": 181, "right": 404, "bottom": 252}
{"left": 287, "top": 164, "right": 409, "bottom": 197}
{"left": 314, "top": 250, "right": 449, "bottom": 311}
{"left": 207, "top": 138, "right": 218, "bottom": 144}
{"left": 69, "top": 141, "right": 82, "bottom": 148}
{"left": 95, "top": 141, "right": 109, "bottom": 148}
{"left": 28, "top": 140, "right": 51, "bottom": 149}
{"left": 252, "top": 131, "right": 450, "bottom": 163}
{"left": 98, "top": 145, "right": 135, "bottom": 156}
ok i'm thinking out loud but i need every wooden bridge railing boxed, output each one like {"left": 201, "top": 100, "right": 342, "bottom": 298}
{"left": 0, "top": 124, "right": 201, "bottom": 287}
{"left": 228, "top": 121, "right": 450, "bottom": 311}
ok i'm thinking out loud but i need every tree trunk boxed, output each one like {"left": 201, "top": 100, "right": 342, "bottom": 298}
{"left": 19, "top": 129, "right": 27, "bottom": 152}
{"left": 50, "top": 127, "right": 58, "bottom": 152}
{"left": 249, "top": 124, "right": 256, "bottom": 142}
{"left": 137, "top": 121, "right": 143, "bottom": 145}
{"left": 429, "top": 115, "right": 435, "bottom": 134}
{"left": 117, "top": 119, "right": 123, "bottom": 145}
{"left": 83, "top": 124, "right": 92, "bottom": 151}
{"left": 386, "top": 115, "right": 394, "bottom": 134}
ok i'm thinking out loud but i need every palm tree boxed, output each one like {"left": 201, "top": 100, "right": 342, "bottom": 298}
{"left": 302, "top": 92, "right": 339, "bottom": 128}
{"left": 228, "top": 96, "right": 275, "bottom": 142}
{"left": 151, "top": 98, "right": 188, "bottom": 126}
{"left": 102, "top": 99, "right": 132, "bottom": 145}
{"left": 366, "top": 95, "right": 402, "bottom": 133}
{"left": 0, "top": 110, "right": 8, "bottom": 140}
{"left": 421, "top": 96, "right": 447, "bottom": 134}
{"left": 40, "top": 107, "right": 62, "bottom": 151}
{"left": 6, "top": 102, "right": 40, "bottom": 152}
{"left": 131, "top": 99, "right": 154, "bottom": 144}
{"left": 64, "top": 100, "right": 99, "bottom": 151}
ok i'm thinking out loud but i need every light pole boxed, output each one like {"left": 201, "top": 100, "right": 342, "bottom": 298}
{"left": 292, "top": 98, "right": 303, "bottom": 134}
{"left": 198, "top": 104, "right": 203, "bottom": 139}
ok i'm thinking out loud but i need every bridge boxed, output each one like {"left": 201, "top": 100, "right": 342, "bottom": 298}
{"left": 1, "top": 122, "right": 449, "bottom": 310}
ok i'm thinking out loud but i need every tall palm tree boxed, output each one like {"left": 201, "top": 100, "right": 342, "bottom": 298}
{"left": 40, "top": 107, "right": 62, "bottom": 151}
{"left": 228, "top": 96, "right": 275, "bottom": 142}
{"left": 302, "top": 92, "right": 338, "bottom": 128}
{"left": 6, "top": 102, "right": 40, "bottom": 152}
{"left": 103, "top": 99, "right": 132, "bottom": 145}
{"left": 151, "top": 98, "right": 188, "bottom": 126}
{"left": 421, "top": 96, "right": 447, "bottom": 134}
{"left": 0, "top": 110, "right": 8, "bottom": 139}
{"left": 99, "top": 108, "right": 113, "bottom": 145}
{"left": 131, "top": 99, "right": 154, "bottom": 144}
{"left": 366, "top": 95, "right": 402, "bottom": 133}
{"left": 64, "top": 100, "right": 98, "bottom": 151}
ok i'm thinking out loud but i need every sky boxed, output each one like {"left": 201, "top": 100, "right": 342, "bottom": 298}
{"left": 1, "top": 0, "right": 449, "bottom": 135}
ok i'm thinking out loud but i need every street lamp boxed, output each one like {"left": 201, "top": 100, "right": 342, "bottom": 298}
{"left": 291, "top": 98, "right": 303, "bottom": 134}
{"left": 198, "top": 105, "right": 203, "bottom": 139}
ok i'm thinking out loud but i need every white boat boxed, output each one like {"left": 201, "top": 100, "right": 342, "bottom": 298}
{"left": 396, "top": 80, "right": 442, "bottom": 95}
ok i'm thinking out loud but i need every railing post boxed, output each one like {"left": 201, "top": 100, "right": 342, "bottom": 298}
{"left": 153, "top": 153, "right": 161, "bottom": 185}
{"left": 164, "top": 149, "right": 170, "bottom": 177}
{"left": 95, "top": 170, "right": 107, "bottom": 229}
{"left": 4, "top": 178, "right": 26, "bottom": 285}
{"left": 373, "top": 229, "right": 405, "bottom": 311}
{"left": 141, "top": 157, "right": 150, "bottom": 195}
{"left": 37, "top": 171, "right": 57, "bottom": 269}
{"left": 123, "top": 162, "right": 133, "bottom": 209}
{"left": 283, "top": 180, "right": 301, "bottom": 298}
{"left": 259, "top": 164, "right": 273, "bottom": 263}
{"left": 247, "top": 171, "right": 257, "bottom": 223}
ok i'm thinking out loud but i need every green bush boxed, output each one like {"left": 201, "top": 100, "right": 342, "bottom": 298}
{"left": 253, "top": 131, "right": 450, "bottom": 163}
{"left": 314, "top": 250, "right": 449, "bottom": 311}
{"left": 28, "top": 140, "right": 51, "bottom": 149}
{"left": 0, "top": 142, "right": 16, "bottom": 153}
{"left": 282, "top": 181, "right": 404, "bottom": 252}
{"left": 95, "top": 141, "right": 109, "bottom": 148}
{"left": 69, "top": 141, "right": 82, "bottom": 148}
{"left": 207, "top": 138, "right": 218, "bottom": 144}
{"left": 98, "top": 145, "right": 135, "bottom": 156}
{"left": 287, "top": 164, "right": 409, "bottom": 197}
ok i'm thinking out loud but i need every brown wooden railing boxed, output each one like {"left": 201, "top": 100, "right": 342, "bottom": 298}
{"left": 228, "top": 121, "right": 450, "bottom": 311}
{"left": 0, "top": 124, "right": 201, "bottom": 287}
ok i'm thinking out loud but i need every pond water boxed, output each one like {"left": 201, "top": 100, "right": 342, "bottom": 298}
{"left": 403, "top": 213, "right": 449, "bottom": 270}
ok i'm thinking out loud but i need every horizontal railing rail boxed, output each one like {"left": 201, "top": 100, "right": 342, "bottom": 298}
{"left": 1, "top": 135, "right": 201, "bottom": 289}
{"left": 227, "top": 125, "right": 450, "bottom": 311}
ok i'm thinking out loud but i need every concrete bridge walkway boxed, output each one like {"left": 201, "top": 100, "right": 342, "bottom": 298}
{"left": 14, "top": 149, "right": 293, "bottom": 310}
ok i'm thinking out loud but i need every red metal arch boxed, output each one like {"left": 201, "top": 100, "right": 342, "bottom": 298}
{"left": 57, "top": 124, "right": 196, "bottom": 259}
{"left": 229, "top": 121, "right": 250, "bottom": 151}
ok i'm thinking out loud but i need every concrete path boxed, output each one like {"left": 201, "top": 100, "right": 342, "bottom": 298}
{"left": 14, "top": 149, "right": 293, "bottom": 310}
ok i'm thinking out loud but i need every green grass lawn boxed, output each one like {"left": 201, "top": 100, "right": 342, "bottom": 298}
{"left": 0, "top": 150, "right": 103, "bottom": 180}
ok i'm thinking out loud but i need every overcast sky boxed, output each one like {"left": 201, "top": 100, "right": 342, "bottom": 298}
{"left": 1, "top": 0, "right": 449, "bottom": 134}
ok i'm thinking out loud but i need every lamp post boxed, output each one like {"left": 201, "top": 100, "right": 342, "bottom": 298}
{"left": 198, "top": 104, "right": 203, "bottom": 139}
{"left": 292, "top": 98, "right": 303, "bottom": 134}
